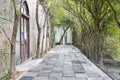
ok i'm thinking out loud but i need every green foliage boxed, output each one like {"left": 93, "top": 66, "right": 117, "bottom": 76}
{"left": 0, "top": 49, "right": 9, "bottom": 80}
{"left": 118, "top": 69, "right": 120, "bottom": 75}
{"left": 0, "top": 73, "right": 10, "bottom": 80}
{"left": 49, "top": 0, "right": 120, "bottom": 61}
{"left": 49, "top": 0, "right": 74, "bottom": 27}
{"left": 61, "top": 19, "right": 74, "bottom": 28}
{"left": 106, "top": 20, "right": 120, "bottom": 59}
{"left": 0, "top": 30, "right": 2, "bottom": 34}
{"left": 51, "top": 27, "right": 56, "bottom": 47}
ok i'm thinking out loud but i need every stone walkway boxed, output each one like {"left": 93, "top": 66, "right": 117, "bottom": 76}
{"left": 18, "top": 45, "right": 112, "bottom": 80}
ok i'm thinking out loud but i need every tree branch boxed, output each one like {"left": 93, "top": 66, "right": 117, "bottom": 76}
{"left": 59, "top": 26, "right": 69, "bottom": 43}
{"left": 0, "top": 16, "right": 14, "bottom": 22}
{"left": 106, "top": 0, "right": 120, "bottom": 28}
{"left": 0, "top": 27, "right": 11, "bottom": 44}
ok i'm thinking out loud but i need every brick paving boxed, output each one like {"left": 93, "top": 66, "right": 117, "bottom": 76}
{"left": 18, "top": 45, "right": 112, "bottom": 80}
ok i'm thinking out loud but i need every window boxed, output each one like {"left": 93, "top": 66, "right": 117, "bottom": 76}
{"left": 20, "top": 1, "right": 30, "bottom": 62}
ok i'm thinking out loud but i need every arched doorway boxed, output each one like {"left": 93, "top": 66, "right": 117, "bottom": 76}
{"left": 20, "top": 1, "right": 30, "bottom": 62}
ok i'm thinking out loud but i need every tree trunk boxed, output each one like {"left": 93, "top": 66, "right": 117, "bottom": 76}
{"left": 36, "top": 0, "right": 41, "bottom": 58}
{"left": 36, "top": 29, "right": 41, "bottom": 58}
{"left": 10, "top": 14, "right": 19, "bottom": 79}
{"left": 9, "top": 0, "right": 20, "bottom": 79}
{"left": 46, "top": 20, "right": 49, "bottom": 52}
{"left": 40, "top": 29, "right": 44, "bottom": 57}
{"left": 59, "top": 26, "right": 69, "bottom": 44}
{"left": 40, "top": 8, "right": 48, "bottom": 57}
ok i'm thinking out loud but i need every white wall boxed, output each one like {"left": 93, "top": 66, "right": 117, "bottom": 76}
{"left": 67, "top": 28, "right": 72, "bottom": 44}
{"left": 54, "top": 27, "right": 63, "bottom": 43}
{"left": 54, "top": 27, "right": 72, "bottom": 44}
{"left": 27, "top": 0, "right": 38, "bottom": 57}
{"left": 15, "top": 0, "right": 51, "bottom": 64}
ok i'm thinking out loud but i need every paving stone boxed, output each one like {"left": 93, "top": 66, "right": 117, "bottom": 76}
{"left": 87, "top": 73, "right": 101, "bottom": 77}
{"left": 74, "top": 70, "right": 85, "bottom": 73}
{"left": 49, "top": 77, "right": 61, "bottom": 80}
{"left": 24, "top": 72, "right": 38, "bottom": 77}
{"left": 28, "top": 70, "right": 41, "bottom": 73}
{"left": 49, "top": 73, "right": 62, "bottom": 77}
{"left": 72, "top": 61, "right": 81, "bottom": 64}
{"left": 43, "top": 65, "right": 54, "bottom": 68}
{"left": 20, "top": 76, "right": 34, "bottom": 80}
{"left": 76, "top": 77, "right": 88, "bottom": 80}
{"left": 37, "top": 73, "right": 49, "bottom": 76}
{"left": 46, "top": 61, "right": 55, "bottom": 63}
{"left": 80, "top": 61, "right": 86, "bottom": 64}
{"left": 63, "top": 77, "right": 76, "bottom": 80}
{"left": 29, "top": 66, "right": 43, "bottom": 70}
{"left": 53, "top": 67, "right": 63, "bottom": 71}
{"left": 63, "top": 71, "right": 74, "bottom": 74}
{"left": 75, "top": 73, "right": 87, "bottom": 77}
{"left": 64, "top": 62, "right": 72, "bottom": 65}
{"left": 103, "top": 77, "right": 113, "bottom": 80}
{"left": 73, "top": 66, "right": 84, "bottom": 70}
{"left": 63, "top": 66, "right": 73, "bottom": 70}
{"left": 84, "top": 70, "right": 97, "bottom": 73}
{"left": 64, "top": 65, "right": 73, "bottom": 68}
{"left": 74, "top": 66, "right": 85, "bottom": 73}
{"left": 39, "top": 70, "right": 52, "bottom": 73}
{"left": 41, "top": 67, "right": 52, "bottom": 70}
{"left": 33, "top": 77, "right": 48, "bottom": 80}
{"left": 63, "top": 73, "right": 75, "bottom": 77}
{"left": 52, "top": 70, "right": 62, "bottom": 73}
{"left": 88, "top": 77, "right": 103, "bottom": 80}
{"left": 72, "top": 64, "right": 81, "bottom": 66}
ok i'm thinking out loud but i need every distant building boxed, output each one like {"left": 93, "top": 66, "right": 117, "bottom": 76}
{"left": 54, "top": 26, "right": 72, "bottom": 45}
